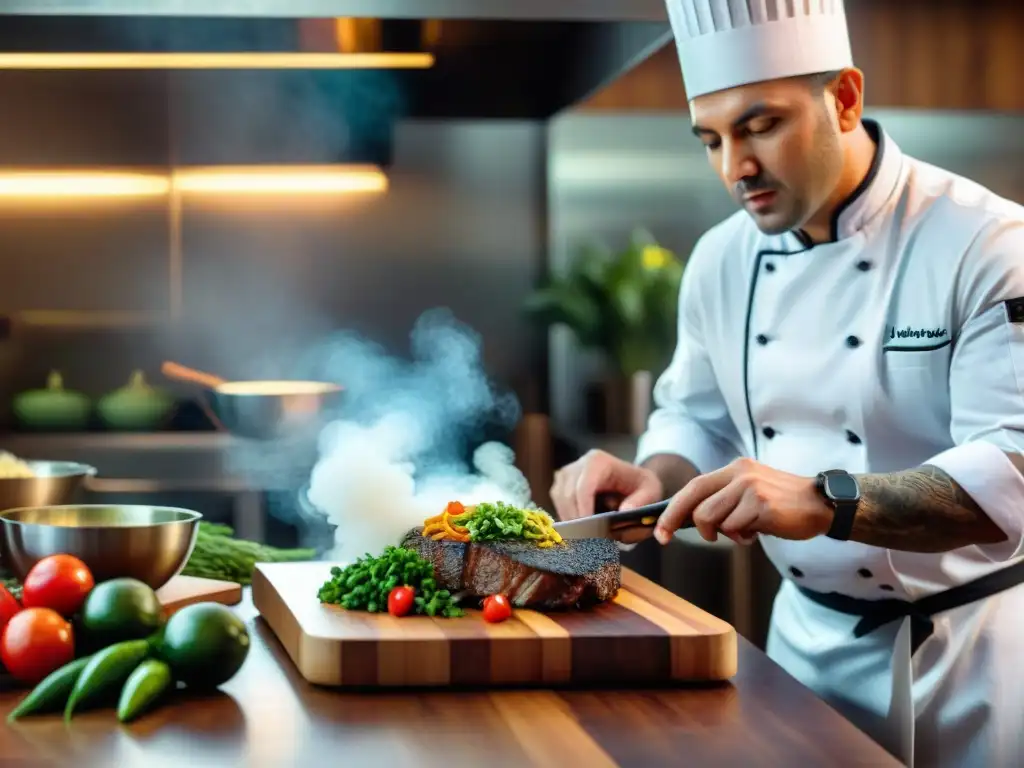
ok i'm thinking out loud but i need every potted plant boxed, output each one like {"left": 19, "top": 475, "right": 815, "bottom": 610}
{"left": 524, "top": 228, "right": 685, "bottom": 434}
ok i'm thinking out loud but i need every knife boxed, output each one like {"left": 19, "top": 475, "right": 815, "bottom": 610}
{"left": 553, "top": 496, "right": 694, "bottom": 541}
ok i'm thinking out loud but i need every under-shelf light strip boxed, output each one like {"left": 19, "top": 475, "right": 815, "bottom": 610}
{"left": 0, "top": 166, "right": 389, "bottom": 197}
{"left": 0, "top": 52, "right": 434, "bottom": 70}
{"left": 173, "top": 165, "right": 388, "bottom": 194}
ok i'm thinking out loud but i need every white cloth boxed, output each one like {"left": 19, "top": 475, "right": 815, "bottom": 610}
{"left": 635, "top": 120, "right": 1024, "bottom": 767}
{"left": 665, "top": 0, "right": 854, "bottom": 99}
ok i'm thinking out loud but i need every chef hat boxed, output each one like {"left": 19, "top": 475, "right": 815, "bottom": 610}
{"left": 666, "top": 0, "right": 854, "bottom": 99}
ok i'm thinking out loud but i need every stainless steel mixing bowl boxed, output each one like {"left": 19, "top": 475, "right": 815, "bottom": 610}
{"left": 0, "top": 504, "right": 202, "bottom": 589}
{"left": 0, "top": 460, "right": 97, "bottom": 512}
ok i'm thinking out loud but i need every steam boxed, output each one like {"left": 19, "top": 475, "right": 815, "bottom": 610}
{"left": 109, "top": 18, "right": 407, "bottom": 165}
{"left": 69, "top": 21, "right": 529, "bottom": 556}
{"left": 305, "top": 308, "right": 530, "bottom": 563}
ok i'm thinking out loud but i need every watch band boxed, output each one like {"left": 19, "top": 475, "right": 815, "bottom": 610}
{"left": 817, "top": 470, "right": 859, "bottom": 541}
{"left": 825, "top": 499, "right": 857, "bottom": 541}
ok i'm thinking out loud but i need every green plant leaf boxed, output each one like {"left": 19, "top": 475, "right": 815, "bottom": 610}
{"left": 523, "top": 229, "right": 686, "bottom": 373}
{"left": 610, "top": 279, "right": 645, "bottom": 329}
{"left": 522, "top": 283, "right": 605, "bottom": 348}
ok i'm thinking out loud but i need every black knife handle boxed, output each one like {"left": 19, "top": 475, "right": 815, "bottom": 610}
{"left": 595, "top": 492, "right": 669, "bottom": 516}
{"left": 594, "top": 493, "right": 694, "bottom": 529}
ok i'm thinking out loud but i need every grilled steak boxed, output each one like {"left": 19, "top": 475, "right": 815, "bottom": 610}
{"left": 400, "top": 528, "right": 621, "bottom": 610}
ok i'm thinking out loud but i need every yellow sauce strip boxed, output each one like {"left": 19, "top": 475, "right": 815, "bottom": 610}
{"left": 522, "top": 510, "right": 563, "bottom": 548}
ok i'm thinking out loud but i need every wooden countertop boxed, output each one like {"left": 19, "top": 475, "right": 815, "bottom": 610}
{"left": 0, "top": 591, "right": 899, "bottom": 768}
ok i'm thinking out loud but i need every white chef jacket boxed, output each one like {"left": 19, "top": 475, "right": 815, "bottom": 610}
{"left": 635, "top": 119, "right": 1024, "bottom": 767}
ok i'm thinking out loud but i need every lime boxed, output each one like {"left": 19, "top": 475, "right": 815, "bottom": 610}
{"left": 80, "top": 578, "right": 163, "bottom": 648}
{"left": 158, "top": 603, "right": 249, "bottom": 689}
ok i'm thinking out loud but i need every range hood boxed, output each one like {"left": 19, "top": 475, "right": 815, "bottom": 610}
{"left": 0, "top": 3, "right": 672, "bottom": 171}
{"left": 0, "top": 3, "right": 673, "bottom": 120}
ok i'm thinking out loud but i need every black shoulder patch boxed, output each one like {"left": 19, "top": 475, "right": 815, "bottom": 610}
{"left": 1006, "top": 297, "right": 1024, "bottom": 324}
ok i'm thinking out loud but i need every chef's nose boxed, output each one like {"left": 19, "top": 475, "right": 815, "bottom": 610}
{"left": 720, "top": 141, "right": 759, "bottom": 185}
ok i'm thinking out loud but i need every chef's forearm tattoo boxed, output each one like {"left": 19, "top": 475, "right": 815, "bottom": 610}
{"left": 850, "top": 458, "right": 1019, "bottom": 553}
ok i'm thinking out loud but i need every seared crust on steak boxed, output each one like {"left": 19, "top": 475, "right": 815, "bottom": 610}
{"left": 400, "top": 527, "right": 621, "bottom": 610}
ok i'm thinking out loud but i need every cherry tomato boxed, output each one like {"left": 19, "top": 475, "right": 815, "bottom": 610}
{"left": 388, "top": 586, "right": 415, "bottom": 617}
{"left": 0, "top": 585, "right": 21, "bottom": 632}
{"left": 1, "top": 607, "right": 75, "bottom": 684}
{"left": 482, "top": 594, "right": 512, "bottom": 623}
{"left": 22, "top": 554, "right": 95, "bottom": 617}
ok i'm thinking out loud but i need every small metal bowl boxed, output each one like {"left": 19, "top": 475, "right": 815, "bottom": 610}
{"left": 201, "top": 380, "right": 343, "bottom": 440}
{"left": 0, "top": 460, "right": 97, "bottom": 513}
{"left": 0, "top": 504, "right": 202, "bottom": 590}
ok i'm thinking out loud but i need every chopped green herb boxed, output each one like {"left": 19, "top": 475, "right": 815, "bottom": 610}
{"left": 452, "top": 501, "right": 528, "bottom": 542}
{"left": 317, "top": 546, "right": 464, "bottom": 618}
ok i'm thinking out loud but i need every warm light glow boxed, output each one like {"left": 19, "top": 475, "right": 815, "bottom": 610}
{"left": 15, "top": 311, "right": 166, "bottom": 328}
{"left": 334, "top": 19, "right": 383, "bottom": 54}
{"left": 421, "top": 20, "right": 444, "bottom": 48}
{"left": 0, "top": 171, "right": 169, "bottom": 198}
{"left": 215, "top": 380, "right": 341, "bottom": 396}
{"left": 0, "top": 52, "right": 434, "bottom": 70}
{"left": 0, "top": 166, "right": 389, "bottom": 200}
{"left": 172, "top": 165, "right": 389, "bottom": 195}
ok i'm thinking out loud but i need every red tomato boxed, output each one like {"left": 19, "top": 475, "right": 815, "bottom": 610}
{"left": 21, "top": 554, "right": 94, "bottom": 617}
{"left": 482, "top": 594, "right": 512, "bottom": 623}
{"left": 388, "top": 586, "right": 415, "bottom": 617}
{"left": 1, "top": 607, "right": 75, "bottom": 684}
{"left": 0, "top": 585, "right": 21, "bottom": 632}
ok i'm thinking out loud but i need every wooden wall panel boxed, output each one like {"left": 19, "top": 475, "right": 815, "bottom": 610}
{"left": 579, "top": 45, "right": 685, "bottom": 112}
{"left": 578, "top": 0, "right": 1024, "bottom": 112}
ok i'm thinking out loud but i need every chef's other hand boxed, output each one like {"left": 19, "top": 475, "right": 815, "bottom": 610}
{"left": 653, "top": 457, "right": 832, "bottom": 545}
{"left": 550, "top": 449, "right": 664, "bottom": 521}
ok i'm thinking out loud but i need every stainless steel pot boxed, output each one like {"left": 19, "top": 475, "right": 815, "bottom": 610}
{"left": 161, "top": 361, "right": 343, "bottom": 440}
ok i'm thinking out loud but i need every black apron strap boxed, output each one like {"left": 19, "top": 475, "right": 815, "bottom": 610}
{"left": 795, "top": 558, "right": 1024, "bottom": 654}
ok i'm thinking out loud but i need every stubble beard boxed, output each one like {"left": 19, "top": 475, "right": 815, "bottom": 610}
{"left": 748, "top": 197, "right": 802, "bottom": 236}
{"left": 747, "top": 110, "right": 842, "bottom": 237}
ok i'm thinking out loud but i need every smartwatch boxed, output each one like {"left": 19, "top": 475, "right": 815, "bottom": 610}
{"left": 815, "top": 469, "right": 860, "bottom": 541}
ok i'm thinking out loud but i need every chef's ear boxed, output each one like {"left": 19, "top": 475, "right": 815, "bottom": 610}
{"left": 832, "top": 68, "right": 865, "bottom": 133}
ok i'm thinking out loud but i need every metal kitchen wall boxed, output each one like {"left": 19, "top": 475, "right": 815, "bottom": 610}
{"left": 546, "top": 107, "right": 1024, "bottom": 433}
{"left": 0, "top": 70, "right": 550, "bottom": 427}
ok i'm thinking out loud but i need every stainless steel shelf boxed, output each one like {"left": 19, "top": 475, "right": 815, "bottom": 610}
{"left": 1, "top": 432, "right": 235, "bottom": 450}
{"left": 0, "top": 432, "right": 316, "bottom": 543}
{"left": 0, "top": 432, "right": 317, "bottom": 492}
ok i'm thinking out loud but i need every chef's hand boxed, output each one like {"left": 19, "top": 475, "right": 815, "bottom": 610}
{"left": 550, "top": 449, "right": 663, "bottom": 521}
{"left": 653, "top": 457, "right": 832, "bottom": 545}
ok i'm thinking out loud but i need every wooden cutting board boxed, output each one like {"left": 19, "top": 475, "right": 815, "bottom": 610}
{"left": 156, "top": 575, "right": 243, "bottom": 616}
{"left": 253, "top": 562, "right": 737, "bottom": 688}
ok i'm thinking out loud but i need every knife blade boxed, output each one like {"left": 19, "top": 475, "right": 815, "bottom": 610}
{"left": 553, "top": 499, "right": 693, "bottom": 541}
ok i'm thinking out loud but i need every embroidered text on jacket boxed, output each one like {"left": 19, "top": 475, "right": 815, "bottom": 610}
{"left": 887, "top": 325, "right": 949, "bottom": 340}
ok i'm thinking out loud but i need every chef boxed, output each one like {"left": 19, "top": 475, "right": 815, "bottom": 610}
{"left": 550, "top": 1, "right": 1024, "bottom": 766}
